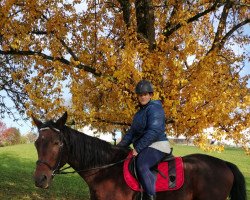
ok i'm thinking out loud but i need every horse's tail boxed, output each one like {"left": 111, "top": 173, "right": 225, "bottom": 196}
{"left": 225, "top": 161, "right": 246, "bottom": 200}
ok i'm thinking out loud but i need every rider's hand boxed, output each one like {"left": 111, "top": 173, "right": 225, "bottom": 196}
{"left": 132, "top": 149, "right": 138, "bottom": 156}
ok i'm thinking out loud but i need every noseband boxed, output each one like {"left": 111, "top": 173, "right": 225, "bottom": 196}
{"left": 36, "top": 127, "right": 64, "bottom": 177}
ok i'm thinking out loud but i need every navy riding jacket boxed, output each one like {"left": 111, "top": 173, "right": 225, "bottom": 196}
{"left": 118, "top": 100, "right": 168, "bottom": 153}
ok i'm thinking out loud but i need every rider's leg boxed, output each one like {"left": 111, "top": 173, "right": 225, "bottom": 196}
{"left": 136, "top": 147, "right": 165, "bottom": 199}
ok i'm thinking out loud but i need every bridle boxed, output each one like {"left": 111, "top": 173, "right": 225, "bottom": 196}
{"left": 36, "top": 127, "right": 64, "bottom": 177}
{"left": 36, "top": 126, "right": 130, "bottom": 177}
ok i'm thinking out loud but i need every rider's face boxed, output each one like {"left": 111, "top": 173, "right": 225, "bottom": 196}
{"left": 137, "top": 93, "right": 152, "bottom": 105}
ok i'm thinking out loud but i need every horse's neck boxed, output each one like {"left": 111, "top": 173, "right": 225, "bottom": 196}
{"left": 65, "top": 129, "right": 126, "bottom": 171}
{"left": 64, "top": 129, "right": 133, "bottom": 199}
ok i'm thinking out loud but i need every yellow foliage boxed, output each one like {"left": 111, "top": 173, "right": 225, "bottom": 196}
{"left": 0, "top": 0, "right": 249, "bottom": 151}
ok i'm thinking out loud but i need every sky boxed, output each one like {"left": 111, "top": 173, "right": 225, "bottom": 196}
{"left": 1, "top": 91, "right": 34, "bottom": 135}
{"left": 0, "top": 80, "right": 72, "bottom": 135}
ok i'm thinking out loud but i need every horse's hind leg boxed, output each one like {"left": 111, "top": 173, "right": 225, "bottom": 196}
{"left": 194, "top": 189, "right": 230, "bottom": 200}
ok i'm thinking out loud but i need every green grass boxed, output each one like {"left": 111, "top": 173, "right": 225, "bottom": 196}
{"left": 0, "top": 144, "right": 89, "bottom": 200}
{"left": 0, "top": 143, "right": 249, "bottom": 199}
{"left": 172, "top": 144, "right": 250, "bottom": 199}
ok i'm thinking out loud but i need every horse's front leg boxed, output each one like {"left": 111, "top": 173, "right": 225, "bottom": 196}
{"left": 89, "top": 188, "right": 99, "bottom": 200}
{"left": 89, "top": 183, "right": 136, "bottom": 200}
{"left": 86, "top": 168, "right": 136, "bottom": 200}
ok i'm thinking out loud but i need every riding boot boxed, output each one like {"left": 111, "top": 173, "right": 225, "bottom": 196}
{"left": 142, "top": 193, "right": 156, "bottom": 200}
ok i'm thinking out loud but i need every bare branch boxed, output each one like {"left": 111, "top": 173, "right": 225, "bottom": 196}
{"left": 0, "top": 50, "right": 101, "bottom": 76}
{"left": 164, "top": 1, "right": 224, "bottom": 39}
{"left": 208, "top": 18, "right": 250, "bottom": 53}
{"left": 220, "top": 19, "right": 250, "bottom": 49}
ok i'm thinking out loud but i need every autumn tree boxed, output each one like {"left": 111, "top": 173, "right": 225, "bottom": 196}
{"left": 1, "top": 127, "right": 22, "bottom": 146}
{"left": 25, "top": 132, "right": 37, "bottom": 143}
{"left": 0, "top": 0, "right": 249, "bottom": 151}
{"left": 0, "top": 121, "right": 7, "bottom": 134}
{"left": 0, "top": 121, "right": 7, "bottom": 146}
{"left": 0, "top": 56, "right": 30, "bottom": 119}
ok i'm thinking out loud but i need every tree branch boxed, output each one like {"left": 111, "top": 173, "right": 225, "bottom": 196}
{"left": 135, "top": 0, "right": 156, "bottom": 50}
{"left": 164, "top": 0, "right": 224, "bottom": 39}
{"left": 117, "top": 0, "right": 131, "bottom": 27}
{"left": 31, "top": 18, "right": 100, "bottom": 76}
{"left": 0, "top": 50, "right": 101, "bottom": 76}
{"left": 59, "top": 39, "right": 79, "bottom": 62}
{"left": 93, "top": 117, "right": 131, "bottom": 126}
{"left": 30, "top": 30, "right": 49, "bottom": 35}
{"left": 219, "top": 18, "right": 250, "bottom": 50}
{"left": 209, "top": 0, "right": 232, "bottom": 52}
{"left": 74, "top": 116, "right": 175, "bottom": 127}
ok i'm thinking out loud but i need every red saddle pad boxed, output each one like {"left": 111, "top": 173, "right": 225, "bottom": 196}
{"left": 123, "top": 151, "right": 184, "bottom": 192}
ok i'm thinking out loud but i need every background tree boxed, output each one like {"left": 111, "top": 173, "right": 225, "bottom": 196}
{"left": 0, "top": 121, "right": 7, "bottom": 146}
{"left": 0, "top": 0, "right": 249, "bottom": 151}
{"left": 0, "top": 121, "right": 7, "bottom": 134}
{"left": 1, "top": 127, "right": 22, "bottom": 146}
{"left": 25, "top": 132, "right": 37, "bottom": 143}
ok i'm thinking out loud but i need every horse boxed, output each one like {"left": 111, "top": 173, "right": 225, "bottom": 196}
{"left": 32, "top": 112, "right": 247, "bottom": 200}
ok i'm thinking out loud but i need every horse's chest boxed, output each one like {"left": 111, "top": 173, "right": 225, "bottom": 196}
{"left": 92, "top": 182, "right": 132, "bottom": 200}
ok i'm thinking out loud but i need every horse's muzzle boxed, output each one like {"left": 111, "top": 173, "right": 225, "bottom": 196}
{"left": 34, "top": 174, "right": 50, "bottom": 189}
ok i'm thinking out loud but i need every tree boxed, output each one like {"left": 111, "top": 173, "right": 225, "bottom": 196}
{"left": 0, "top": 121, "right": 7, "bottom": 134}
{"left": 0, "top": 56, "right": 30, "bottom": 120}
{"left": 0, "top": 1, "right": 249, "bottom": 151}
{"left": 1, "top": 128, "right": 22, "bottom": 146}
{"left": 25, "top": 132, "right": 37, "bottom": 143}
{"left": 0, "top": 121, "right": 7, "bottom": 146}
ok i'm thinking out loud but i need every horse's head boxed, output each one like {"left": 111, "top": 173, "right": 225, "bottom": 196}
{"left": 32, "top": 112, "right": 68, "bottom": 189}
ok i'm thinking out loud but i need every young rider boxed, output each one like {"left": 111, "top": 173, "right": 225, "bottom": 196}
{"left": 118, "top": 80, "right": 171, "bottom": 200}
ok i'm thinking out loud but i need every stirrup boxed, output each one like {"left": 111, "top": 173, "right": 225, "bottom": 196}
{"left": 142, "top": 193, "right": 156, "bottom": 200}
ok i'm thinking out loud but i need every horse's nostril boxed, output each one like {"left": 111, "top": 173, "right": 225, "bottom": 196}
{"left": 35, "top": 174, "right": 47, "bottom": 187}
{"left": 40, "top": 174, "right": 47, "bottom": 182}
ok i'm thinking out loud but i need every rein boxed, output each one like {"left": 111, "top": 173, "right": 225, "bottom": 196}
{"left": 36, "top": 126, "right": 130, "bottom": 177}
{"left": 54, "top": 157, "right": 129, "bottom": 176}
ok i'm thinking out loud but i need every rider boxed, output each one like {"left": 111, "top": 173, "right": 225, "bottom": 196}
{"left": 118, "top": 80, "right": 171, "bottom": 200}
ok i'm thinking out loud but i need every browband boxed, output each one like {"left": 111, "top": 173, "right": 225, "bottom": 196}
{"left": 39, "top": 127, "right": 60, "bottom": 133}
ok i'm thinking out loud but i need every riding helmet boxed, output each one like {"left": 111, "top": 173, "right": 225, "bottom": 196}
{"left": 135, "top": 80, "right": 154, "bottom": 94}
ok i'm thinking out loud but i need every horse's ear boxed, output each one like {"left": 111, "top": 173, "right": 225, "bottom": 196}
{"left": 56, "top": 112, "right": 68, "bottom": 129}
{"left": 32, "top": 115, "right": 43, "bottom": 129}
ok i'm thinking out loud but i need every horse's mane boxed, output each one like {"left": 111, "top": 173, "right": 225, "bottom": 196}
{"left": 60, "top": 125, "right": 130, "bottom": 169}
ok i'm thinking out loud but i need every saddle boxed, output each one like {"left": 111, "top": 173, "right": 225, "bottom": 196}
{"left": 123, "top": 151, "right": 184, "bottom": 192}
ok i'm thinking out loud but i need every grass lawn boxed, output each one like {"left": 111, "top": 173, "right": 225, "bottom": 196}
{"left": 0, "top": 144, "right": 89, "bottom": 200}
{"left": 0, "top": 143, "right": 249, "bottom": 199}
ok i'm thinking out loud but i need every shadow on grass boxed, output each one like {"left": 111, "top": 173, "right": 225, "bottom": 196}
{"left": 0, "top": 152, "right": 89, "bottom": 200}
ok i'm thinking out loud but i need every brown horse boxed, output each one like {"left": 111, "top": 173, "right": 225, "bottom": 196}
{"left": 33, "top": 112, "right": 246, "bottom": 200}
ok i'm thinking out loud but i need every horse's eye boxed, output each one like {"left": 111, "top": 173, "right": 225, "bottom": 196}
{"left": 54, "top": 141, "right": 60, "bottom": 145}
